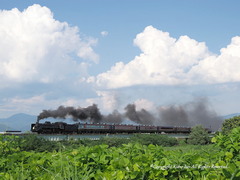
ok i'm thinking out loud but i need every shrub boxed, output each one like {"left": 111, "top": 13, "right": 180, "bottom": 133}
{"left": 221, "top": 116, "right": 240, "bottom": 134}
{"left": 188, "top": 125, "right": 210, "bottom": 145}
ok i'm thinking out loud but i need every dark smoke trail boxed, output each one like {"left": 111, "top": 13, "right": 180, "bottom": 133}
{"left": 37, "top": 98, "right": 222, "bottom": 131}
{"left": 186, "top": 99, "right": 221, "bottom": 130}
{"left": 159, "top": 98, "right": 222, "bottom": 130}
{"left": 159, "top": 106, "right": 189, "bottom": 126}
{"left": 37, "top": 104, "right": 102, "bottom": 123}
{"left": 124, "top": 104, "right": 156, "bottom": 125}
{"left": 124, "top": 104, "right": 141, "bottom": 123}
{"left": 102, "top": 110, "right": 123, "bottom": 124}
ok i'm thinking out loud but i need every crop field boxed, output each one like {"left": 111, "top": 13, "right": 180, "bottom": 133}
{"left": 0, "top": 128, "right": 239, "bottom": 180}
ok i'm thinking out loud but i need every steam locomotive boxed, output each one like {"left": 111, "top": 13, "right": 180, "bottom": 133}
{"left": 31, "top": 121, "right": 208, "bottom": 134}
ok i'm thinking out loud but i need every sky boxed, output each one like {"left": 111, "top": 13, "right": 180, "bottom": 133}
{"left": 0, "top": 0, "right": 240, "bottom": 120}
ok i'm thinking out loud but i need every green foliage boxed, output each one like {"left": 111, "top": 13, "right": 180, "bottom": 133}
{"left": 188, "top": 125, "right": 210, "bottom": 145}
{"left": 130, "top": 134, "right": 178, "bottom": 146}
{"left": 19, "top": 135, "right": 60, "bottom": 152}
{"left": 99, "top": 137, "right": 131, "bottom": 147}
{"left": 0, "top": 134, "right": 60, "bottom": 154}
{"left": 59, "top": 137, "right": 131, "bottom": 148}
{"left": 1, "top": 130, "right": 240, "bottom": 179}
{"left": 212, "top": 127, "right": 240, "bottom": 159}
{"left": 59, "top": 134, "right": 178, "bottom": 148}
{"left": 222, "top": 116, "right": 240, "bottom": 134}
{"left": 0, "top": 135, "right": 21, "bottom": 156}
{"left": 178, "top": 139, "right": 187, "bottom": 146}
{"left": 211, "top": 127, "right": 240, "bottom": 179}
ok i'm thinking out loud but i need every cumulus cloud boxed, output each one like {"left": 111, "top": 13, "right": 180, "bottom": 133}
{"left": 0, "top": 4, "right": 98, "bottom": 86}
{"left": 189, "top": 36, "right": 240, "bottom": 83}
{"left": 94, "top": 26, "right": 240, "bottom": 88}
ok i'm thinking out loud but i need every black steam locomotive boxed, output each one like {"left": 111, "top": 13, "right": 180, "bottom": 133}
{"left": 31, "top": 121, "right": 208, "bottom": 134}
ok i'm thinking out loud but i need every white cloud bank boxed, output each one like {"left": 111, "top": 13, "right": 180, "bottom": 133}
{"left": 0, "top": 4, "right": 98, "bottom": 87}
{"left": 95, "top": 26, "right": 240, "bottom": 89}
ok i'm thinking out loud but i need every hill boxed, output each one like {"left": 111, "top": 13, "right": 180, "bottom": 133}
{"left": 0, "top": 113, "right": 36, "bottom": 132}
{"left": 222, "top": 113, "right": 240, "bottom": 120}
{"left": 0, "top": 123, "right": 12, "bottom": 132}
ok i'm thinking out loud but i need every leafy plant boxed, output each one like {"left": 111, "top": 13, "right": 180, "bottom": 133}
{"left": 212, "top": 127, "right": 240, "bottom": 179}
{"left": 1, "top": 130, "right": 240, "bottom": 179}
{"left": 0, "top": 135, "right": 20, "bottom": 156}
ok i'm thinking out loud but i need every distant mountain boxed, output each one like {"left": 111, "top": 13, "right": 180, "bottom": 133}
{"left": 0, "top": 113, "right": 37, "bottom": 132}
{"left": 222, "top": 113, "right": 240, "bottom": 120}
{"left": 0, "top": 123, "right": 11, "bottom": 132}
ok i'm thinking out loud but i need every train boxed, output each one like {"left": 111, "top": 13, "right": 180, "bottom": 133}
{"left": 31, "top": 121, "right": 211, "bottom": 134}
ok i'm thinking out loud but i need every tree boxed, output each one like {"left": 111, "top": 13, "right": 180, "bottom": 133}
{"left": 222, "top": 116, "right": 240, "bottom": 134}
{"left": 188, "top": 125, "right": 210, "bottom": 145}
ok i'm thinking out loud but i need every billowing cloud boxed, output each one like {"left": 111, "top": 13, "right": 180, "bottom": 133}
{"left": 94, "top": 26, "right": 240, "bottom": 89}
{"left": 189, "top": 36, "right": 240, "bottom": 83}
{"left": 0, "top": 4, "right": 98, "bottom": 87}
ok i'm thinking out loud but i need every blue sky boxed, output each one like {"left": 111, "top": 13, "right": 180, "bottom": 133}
{"left": 0, "top": 0, "right": 240, "bottom": 119}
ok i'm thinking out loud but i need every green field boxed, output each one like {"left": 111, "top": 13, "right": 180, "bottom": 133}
{"left": 0, "top": 128, "right": 239, "bottom": 180}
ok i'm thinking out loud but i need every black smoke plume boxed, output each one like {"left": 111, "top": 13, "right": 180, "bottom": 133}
{"left": 102, "top": 110, "right": 123, "bottom": 124}
{"left": 121, "top": 98, "right": 222, "bottom": 130}
{"left": 159, "top": 98, "right": 222, "bottom": 130}
{"left": 37, "top": 104, "right": 102, "bottom": 123}
{"left": 37, "top": 98, "right": 222, "bottom": 130}
{"left": 124, "top": 104, "right": 155, "bottom": 125}
{"left": 159, "top": 106, "right": 188, "bottom": 126}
